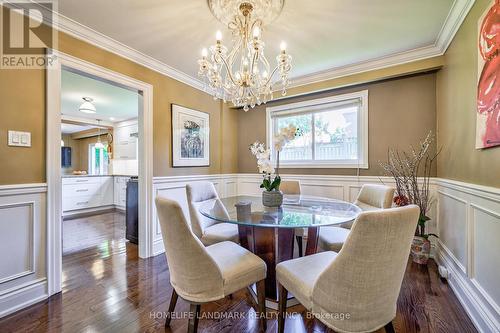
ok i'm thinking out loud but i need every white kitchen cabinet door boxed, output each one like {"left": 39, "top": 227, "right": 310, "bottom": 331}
{"left": 100, "top": 176, "right": 114, "bottom": 206}
{"left": 114, "top": 121, "right": 138, "bottom": 160}
{"left": 113, "top": 177, "right": 128, "bottom": 209}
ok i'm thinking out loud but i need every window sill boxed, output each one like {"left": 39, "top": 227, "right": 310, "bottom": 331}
{"left": 277, "top": 162, "right": 369, "bottom": 169}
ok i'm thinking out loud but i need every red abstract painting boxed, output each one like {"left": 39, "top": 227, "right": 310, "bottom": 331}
{"left": 476, "top": 0, "right": 500, "bottom": 149}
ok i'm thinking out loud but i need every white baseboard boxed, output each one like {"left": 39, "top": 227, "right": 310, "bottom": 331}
{"left": 0, "top": 279, "right": 48, "bottom": 318}
{"left": 436, "top": 242, "right": 500, "bottom": 333}
{"left": 62, "top": 205, "right": 118, "bottom": 218}
{"left": 434, "top": 178, "right": 500, "bottom": 333}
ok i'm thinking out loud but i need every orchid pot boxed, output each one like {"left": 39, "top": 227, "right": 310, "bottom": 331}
{"left": 262, "top": 190, "right": 284, "bottom": 207}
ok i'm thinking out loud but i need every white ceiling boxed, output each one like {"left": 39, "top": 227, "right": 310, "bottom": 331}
{"left": 61, "top": 123, "right": 95, "bottom": 134}
{"left": 53, "top": 0, "right": 463, "bottom": 87}
{"left": 61, "top": 68, "right": 139, "bottom": 122}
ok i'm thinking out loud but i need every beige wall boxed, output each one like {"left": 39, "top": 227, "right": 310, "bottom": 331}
{"left": 0, "top": 10, "right": 238, "bottom": 185}
{"left": 61, "top": 134, "right": 79, "bottom": 174}
{"left": 62, "top": 132, "right": 113, "bottom": 174}
{"left": 238, "top": 73, "right": 438, "bottom": 176}
{"left": 0, "top": 68, "right": 46, "bottom": 184}
{"left": 4, "top": 4, "right": 497, "bottom": 187}
{"left": 436, "top": 0, "right": 500, "bottom": 188}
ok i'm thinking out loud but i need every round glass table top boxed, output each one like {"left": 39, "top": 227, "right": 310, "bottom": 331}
{"left": 199, "top": 195, "right": 362, "bottom": 228}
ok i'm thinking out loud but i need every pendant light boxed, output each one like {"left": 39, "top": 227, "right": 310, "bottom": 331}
{"left": 95, "top": 120, "right": 105, "bottom": 149}
{"left": 79, "top": 97, "right": 96, "bottom": 114}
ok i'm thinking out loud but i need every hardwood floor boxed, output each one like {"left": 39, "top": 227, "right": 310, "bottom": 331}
{"left": 62, "top": 212, "right": 126, "bottom": 254}
{"left": 0, "top": 213, "right": 477, "bottom": 333}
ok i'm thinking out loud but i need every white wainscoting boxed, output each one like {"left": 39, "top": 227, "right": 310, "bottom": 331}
{"left": 152, "top": 173, "right": 499, "bottom": 332}
{"left": 0, "top": 183, "right": 48, "bottom": 318}
{"left": 435, "top": 179, "right": 500, "bottom": 333}
{"left": 151, "top": 174, "right": 239, "bottom": 256}
{"left": 1, "top": 174, "right": 496, "bottom": 329}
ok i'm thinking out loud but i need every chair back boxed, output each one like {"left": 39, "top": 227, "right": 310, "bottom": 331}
{"left": 186, "top": 182, "right": 220, "bottom": 238}
{"left": 155, "top": 197, "right": 223, "bottom": 301}
{"left": 280, "top": 180, "right": 301, "bottom": 195}
{"left": 312, "top": 205, "right": 420, "bottom": 332}
{"left": 355, "top": 184, "right": 395, "bottom": 210}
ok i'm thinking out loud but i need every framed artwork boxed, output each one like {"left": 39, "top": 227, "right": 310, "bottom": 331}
{"left": 476, "top": 0, "right": 499, "bottom": 149}
{"left": 171, "top": 104, "right": 210, "bottom": 167}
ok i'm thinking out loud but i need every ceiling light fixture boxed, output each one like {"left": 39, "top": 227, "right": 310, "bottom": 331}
{"left": 79, "top": 97, "right": 96, "bottom": 114}
{"left": 198, "top": 0, "right": 292, "bottom": 111}
{"left": 95, "top": 119, "right": 105, "bottom": 149}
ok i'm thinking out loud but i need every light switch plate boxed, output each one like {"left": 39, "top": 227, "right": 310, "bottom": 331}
{"left": 8, "top": 131, "right": 31, "bottom": 147}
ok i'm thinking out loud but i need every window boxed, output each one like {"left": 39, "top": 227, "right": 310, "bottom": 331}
{"left": 89, "top": 144, "right": 109, "bottom": 175}
{"left": 266, "top": 90, "right": 368, "bottom": 168}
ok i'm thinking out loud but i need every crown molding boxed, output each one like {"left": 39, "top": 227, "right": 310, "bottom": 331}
{"left": 53, "top": 13, "right": 206, "bottom": 91}
{"left": 5, "top": 0, "right": 206, "bottom": 91}
{"left": 16, "top": 0, "right": 474, "bottom": 93}
{"left": 287, "top": 44, "right": 443, "bottom": 89}
{"left": 286, "top": 0, "right": 476, "bottom": 89}
{"left": 435, "top": 0, "right": 476, "bottom": 53}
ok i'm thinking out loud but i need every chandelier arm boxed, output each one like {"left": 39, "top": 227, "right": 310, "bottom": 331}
{"left": 262, "top": 65, "right": 280, "bottom": 87}
{"left": 225, "top": 40, "right": 240, "bottom": 80}
{"left": 218, "top": 54, "right": 239, "bottom": 86}
{"left": 250, "top": 51, "right": 259, "bottom": 77}
{"left": 262, "top": 52, "right": 271, "bottom": 70}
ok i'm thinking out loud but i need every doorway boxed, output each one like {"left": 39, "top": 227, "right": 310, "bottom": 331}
{"left": 46, "top": 52, "right": 153, "bottom": 296}
{"left": 60, "top": 67, "right": 141, "bottom": 254}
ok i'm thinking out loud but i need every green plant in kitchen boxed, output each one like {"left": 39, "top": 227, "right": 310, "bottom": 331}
{"left": 380, "top": 132, "right": 441, "bottom": 264}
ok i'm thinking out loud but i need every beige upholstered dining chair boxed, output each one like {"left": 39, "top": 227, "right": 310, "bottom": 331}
{"left": 280, "top": 180, "right": 306, "bottom": 257}
{"left": 277, "top": 205, "right": 420, "bottom": 333}
{"left": 318, "top": 184, "right": 395, "bottom": 252}
{"left": 353, "top": 184, "right": 395, "bottom": 212}
{"left": 155, "top": 197, "right": 268, "bottom": 333}
{"left": 186, "top": 182, "right": 239, "bottom": 245}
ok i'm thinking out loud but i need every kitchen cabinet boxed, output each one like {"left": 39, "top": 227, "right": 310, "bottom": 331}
{"left": 62, "top": 176, "right": 116, "bottom": 214}
{"left": 114, "top": 176, "right": 129, "bottom": 210}
{"left": 113, "top": 121, "right": 138, "bottom": 160}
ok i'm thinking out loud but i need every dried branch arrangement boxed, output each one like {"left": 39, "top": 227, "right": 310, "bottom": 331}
{"left": 380, "top": 132, "right": 440, "bottom": 238}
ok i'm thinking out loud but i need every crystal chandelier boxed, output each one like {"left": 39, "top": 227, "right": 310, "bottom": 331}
{"left": 198, "top": 0, "right": 292, "bottom": 111}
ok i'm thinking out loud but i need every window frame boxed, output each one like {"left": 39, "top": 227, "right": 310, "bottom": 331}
{"left": 88, "top": 143, "right": 108, "bottom": 175}
{"left": 266, "top": 90, "right": 369, "bottom": 169}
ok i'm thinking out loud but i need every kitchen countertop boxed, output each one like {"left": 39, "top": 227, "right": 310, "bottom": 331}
{"left": 62, "top": 174, "right": 138, "bottom": 178}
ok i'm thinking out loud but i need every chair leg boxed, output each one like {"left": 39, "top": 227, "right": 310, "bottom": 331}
{"left": 165, "top": 289, "right": 178, "bottom": 327}
{"left": 384, "top": 321, "right": 395, "bottom": 333}
{"left": 278, "top": 284, "right": 288, "bottom": 333}
{"left": 256, "top": 279, "right": 267, "bottom": 331}
{"left": 296, "top": 236, "right": 303, "bottom": 257}
{"left": 187, "top": 303, "right": 201, "bottom": 333}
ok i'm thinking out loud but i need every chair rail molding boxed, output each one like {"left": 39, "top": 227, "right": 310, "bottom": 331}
{"left": 0, "top": 183, "right": 48, "bottom": 318}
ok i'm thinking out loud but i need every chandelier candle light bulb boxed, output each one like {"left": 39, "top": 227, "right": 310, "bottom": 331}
{"left": 199, "top": 0, "right": 292, "bottom": 111}
{"left": 280, "top": 41, "right": 287, "bottom": 52}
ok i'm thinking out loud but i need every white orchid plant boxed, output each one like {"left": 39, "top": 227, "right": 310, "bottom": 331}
{"left": 249, "top": 124, "right": 301, "bottom": 192}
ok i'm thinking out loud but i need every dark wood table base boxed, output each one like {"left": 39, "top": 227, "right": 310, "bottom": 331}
{"left": 238, "top": 225, "right": 319, "bottom": 301}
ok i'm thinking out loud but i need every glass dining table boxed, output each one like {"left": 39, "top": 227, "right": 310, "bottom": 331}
{"left": 199, "top": 194, "right": 361, "bottom": 306}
